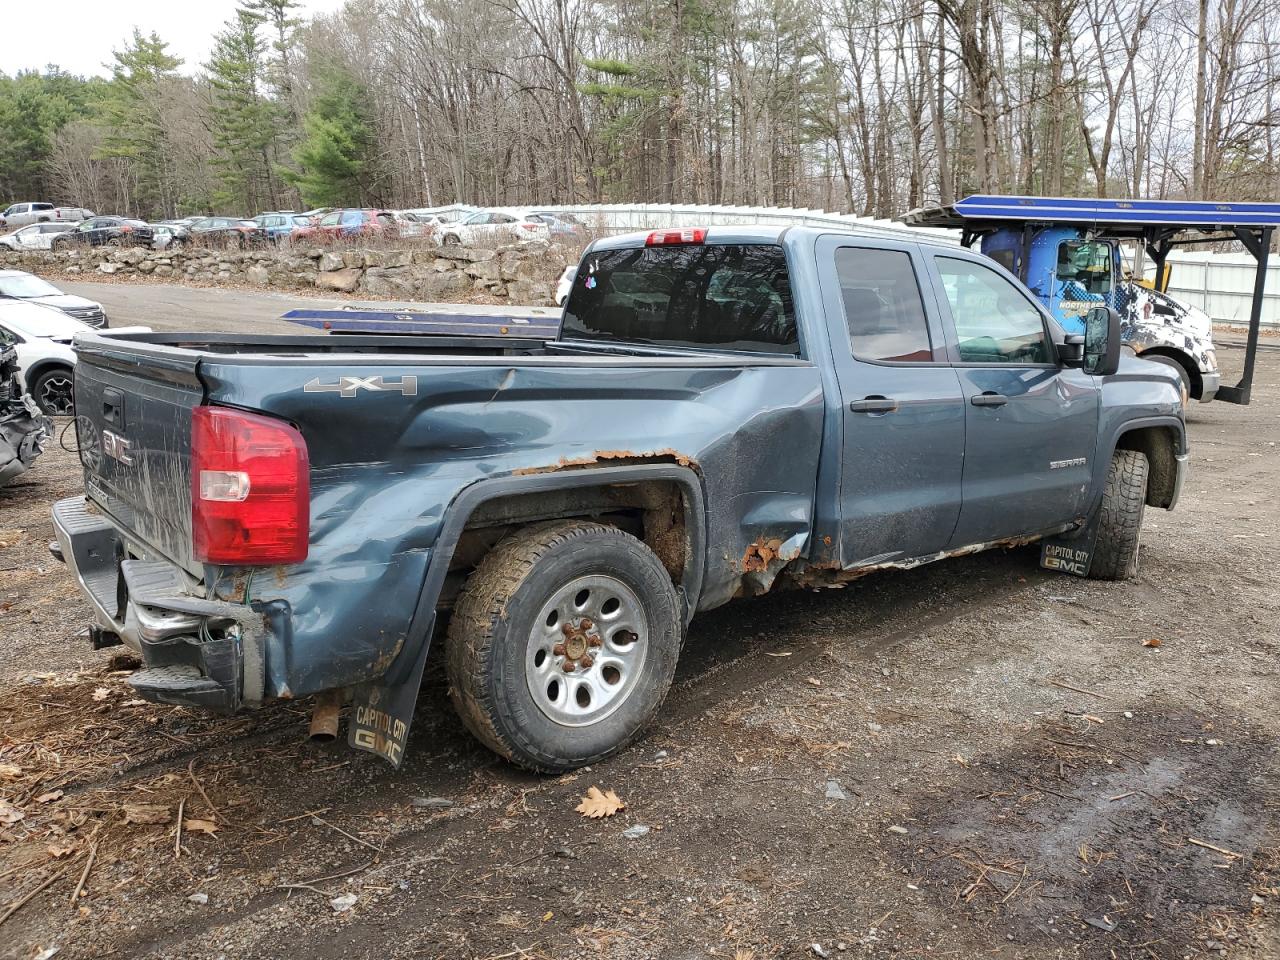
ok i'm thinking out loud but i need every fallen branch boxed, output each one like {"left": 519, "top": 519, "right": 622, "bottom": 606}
{"left": 1048, "top": 679, "right": 1111, "bottom": 701}
{"left": 1188, "top": 837, "right": 1242, "bottom": 859}
{"left": 188, "top": 759, "right": 221, "bottom": 822}
{"left": 174, "top": 797, "right": 185, "bottom": 859}
{"left": 70, "top": 842, "right": 97, "bottom": 905}
{"left": 310, "top": 814, "right": 381, "bottom": 852}
{"left": 1025, "top": 780, "right": 1081, "bottom": 802}
{"left": 0, "top": 868, "right": 67, "bottom": 928}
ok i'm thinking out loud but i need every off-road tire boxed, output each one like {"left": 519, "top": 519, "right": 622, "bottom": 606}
{"left": 446, "top": 520, "right": 681, "bottom": 772}
{"left": 1089, "top": 449, "right": 1149, "bottom": 581}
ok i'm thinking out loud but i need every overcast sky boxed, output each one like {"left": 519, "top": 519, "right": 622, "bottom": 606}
{"left": 1, "top": 0, "right": 350, "bottom": 79}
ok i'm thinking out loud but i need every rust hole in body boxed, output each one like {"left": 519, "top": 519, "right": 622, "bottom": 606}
{"left": 741, "top": 537, "right": 784, "bottom": 574}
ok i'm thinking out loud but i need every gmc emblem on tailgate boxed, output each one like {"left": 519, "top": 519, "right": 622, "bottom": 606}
{"left": 303, "top": 375, "right": 418, "bottom": 397}
{"left": 101, "top": 429, "right": 134, "bottom": 465}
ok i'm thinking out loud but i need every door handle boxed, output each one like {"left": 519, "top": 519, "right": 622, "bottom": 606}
{"left": 849, "top": 396, "right": 899, "bottom": 414}
{"left": 102, "top": 386, "right": 123, "bottom": 425}
{"left": 970, "top": 392, "right": 1008, "bottom": 407}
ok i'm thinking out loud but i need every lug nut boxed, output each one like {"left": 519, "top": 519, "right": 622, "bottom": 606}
{"left": 588, "top": 636, "right": 602, "bottom": 648}
{"left": 553, "top": 642, "right": 566, "bottom": 657}
{"left": 562, "top": 661, "right": 576, "bottom": 673}
{"left": 561, "top": 623, "right": 574, "bottom": 636}
{"left": 580, "top": 618, "right": 593, "bottom": 630}
{"left": 580, "top": 655, "right": 594, "bottom": 669}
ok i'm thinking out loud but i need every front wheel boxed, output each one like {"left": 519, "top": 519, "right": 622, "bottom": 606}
{"left": 1088, "top": 449, "right": 1149, "bottom": 581}
{"left": 31, "top": 367, "right": 75, "bottom": 416}
{"left": 446, "top": 521, "right": 681, "bottom": 772}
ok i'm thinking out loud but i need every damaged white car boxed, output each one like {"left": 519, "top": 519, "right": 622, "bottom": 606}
{"left": 0, "top": 333, "right": 49, "bottom": 487}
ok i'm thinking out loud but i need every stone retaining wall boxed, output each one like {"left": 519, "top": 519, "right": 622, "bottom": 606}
{"left": 0, "top": 241, "right": 570, "bottom": 306}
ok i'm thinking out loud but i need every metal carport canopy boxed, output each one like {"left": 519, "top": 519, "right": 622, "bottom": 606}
{"left": 902, "top": 194, "right": 1280, "bottom": 405}
{"left": 903, "top": 195, "right": 1280, "bottom": 233}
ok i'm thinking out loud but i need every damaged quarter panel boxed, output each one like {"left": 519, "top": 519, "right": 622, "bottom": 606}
{"left": 195, "top": 353, "right": 825, "bottom": 696}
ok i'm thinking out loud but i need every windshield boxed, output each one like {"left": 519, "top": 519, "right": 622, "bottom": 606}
{"left": 1057, "top": 240, "right": 1112, "bottom": 294}
{"left": 562, "top": 243, "right": 797, "bottom": 354}
{"left": 0, "top": 274, "right": 61, "bottom": 298}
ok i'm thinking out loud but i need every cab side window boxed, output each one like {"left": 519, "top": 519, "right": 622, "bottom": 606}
{"left": 935, "top": 256, "right": 1052, "bottom": 364}
{"left": 834, "top": 247, "right": 935, "bottom": 363}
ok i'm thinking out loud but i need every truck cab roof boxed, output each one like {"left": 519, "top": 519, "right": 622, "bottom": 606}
{"left": 591, "top": 223, "right": 959, "bottom": 254}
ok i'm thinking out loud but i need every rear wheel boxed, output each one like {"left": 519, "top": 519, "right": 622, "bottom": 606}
{"left": 31, "top": 367, "right": 75, "bottom": 416}
{"left": 446, "top": 520, "right": 681, "bottom": 772}
{"left": 442, "top": 233, "right": 461, "bottom": 246}
{"left": 1088, "top": 449, "right": 1149, "bottom": 581}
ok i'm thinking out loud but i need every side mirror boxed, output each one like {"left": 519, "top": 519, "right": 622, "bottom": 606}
{"left": 1057, "top": 334, "right": 1085, "bottom": 365}
{"left": 1084, "top": 306, "right": 1121, "bottom": 377}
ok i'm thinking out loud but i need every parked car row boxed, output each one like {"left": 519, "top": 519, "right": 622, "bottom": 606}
{"left": 435, "top": 209, "right": 587, "bottom": 246}
{"left": 0, "top": 202, "right": 94, "bottom": 229}
{"left": 0, "top": 202, "right": 590, "bottom": 252}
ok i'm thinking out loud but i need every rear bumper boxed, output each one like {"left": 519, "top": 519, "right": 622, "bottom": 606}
{"left": 51, "top": 496, "right": 263, "bottom": 711}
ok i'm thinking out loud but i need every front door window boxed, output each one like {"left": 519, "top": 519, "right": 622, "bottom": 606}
{"left": 935, "top": 257, "right": 1053, "bottom": 364}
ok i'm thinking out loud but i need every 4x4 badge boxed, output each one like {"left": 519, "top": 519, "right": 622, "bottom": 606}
{"left": 303, "top": 375, "right": 418, "bottom": 398}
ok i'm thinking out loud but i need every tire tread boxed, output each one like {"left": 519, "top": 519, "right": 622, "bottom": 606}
{"left": 446, "top": 520, "right": 674, "bottom": 772}
{"left": 1089, "top": 449, "right": 1148, "bottom": 581}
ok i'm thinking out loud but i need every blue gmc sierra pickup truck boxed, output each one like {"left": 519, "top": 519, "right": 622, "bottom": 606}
{"left": 51, "top": 225, "right": 1187, "bottom": 770}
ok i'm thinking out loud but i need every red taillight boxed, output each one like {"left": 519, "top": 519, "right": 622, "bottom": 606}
{"left": 191, "top": 406, "right": 309, "bottom": 565}
{"left": 645, "top": 228, "right": 706, "bottom": 246}
{"left": 120, "top": 225, "right": 133, "bottom": 233}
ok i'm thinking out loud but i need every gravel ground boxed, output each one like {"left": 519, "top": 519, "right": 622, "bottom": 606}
{"left": 0, "top": 305, "right": 1276, "bottom": 960}
{"left": 55, "top": 280, "right": 557, "bottom": 336}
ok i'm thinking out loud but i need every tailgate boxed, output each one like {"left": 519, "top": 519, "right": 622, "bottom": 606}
{"left": 73, "top": 340, "right": 205, "bottom": 574}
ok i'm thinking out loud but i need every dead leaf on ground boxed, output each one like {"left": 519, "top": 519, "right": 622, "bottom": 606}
{"left": 0, "top": 800, "right": 25, "bottom": 824}
{"left": 0, "top": 763, "right": 21, "bottom": 778}
{"left": 36, "top": 790, "right": 64, "bottom": 804}
{"left": 575, "top": 786, "right": 625, "bottom": 819}
{"left": 735, "top": 950, "right": 757, "bottom": 960}
{"left": 1142, "top": 638, "right": 1162, "bottom": 648}
{"left": 92, "top": 687, "right": 111, "bottom": 701}
{"left": 122, "top": 803, "right": 171, "bottom": 825}
{"left": 47, "top": 841, "right": 77, "bottom": 858}
{"left": 183, "top": 818, "right": 219, "bottom": 835}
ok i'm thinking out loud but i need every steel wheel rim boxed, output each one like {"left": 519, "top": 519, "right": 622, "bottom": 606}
{"left": 526, "top": 574, "right": 648, "bottom": 728}
{"left": 39, "top": 374, "right": 74, "bottom": 416}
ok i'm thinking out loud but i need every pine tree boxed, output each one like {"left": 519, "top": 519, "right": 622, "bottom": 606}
{"left": 207, "top": 9, "right": 281, "bottom": 212}
{"left": 285, "top": 68, "right": 382, "bottom": 207}
{"left": 98, "top": 31, "right": 183, "bottom": 216}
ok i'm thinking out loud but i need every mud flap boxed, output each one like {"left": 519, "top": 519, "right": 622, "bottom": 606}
{"left": 347, "top": 636, "right": 431, "bottom": 768}
{"left": 1039, "top": 511, "right": 1103, "bottom": 578}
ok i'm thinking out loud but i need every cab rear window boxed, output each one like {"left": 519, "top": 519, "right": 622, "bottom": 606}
{"left": 561, "top": 244, "right": 798, "bottom": 355}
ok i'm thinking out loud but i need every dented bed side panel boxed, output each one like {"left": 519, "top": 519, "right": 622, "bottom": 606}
{"left": 195, "top": 357, "right": 826, "bottom": 697}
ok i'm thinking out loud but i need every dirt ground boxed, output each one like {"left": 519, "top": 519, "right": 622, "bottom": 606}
{"left": 1, "top": 334, "right": 1277, "bottom": 960}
